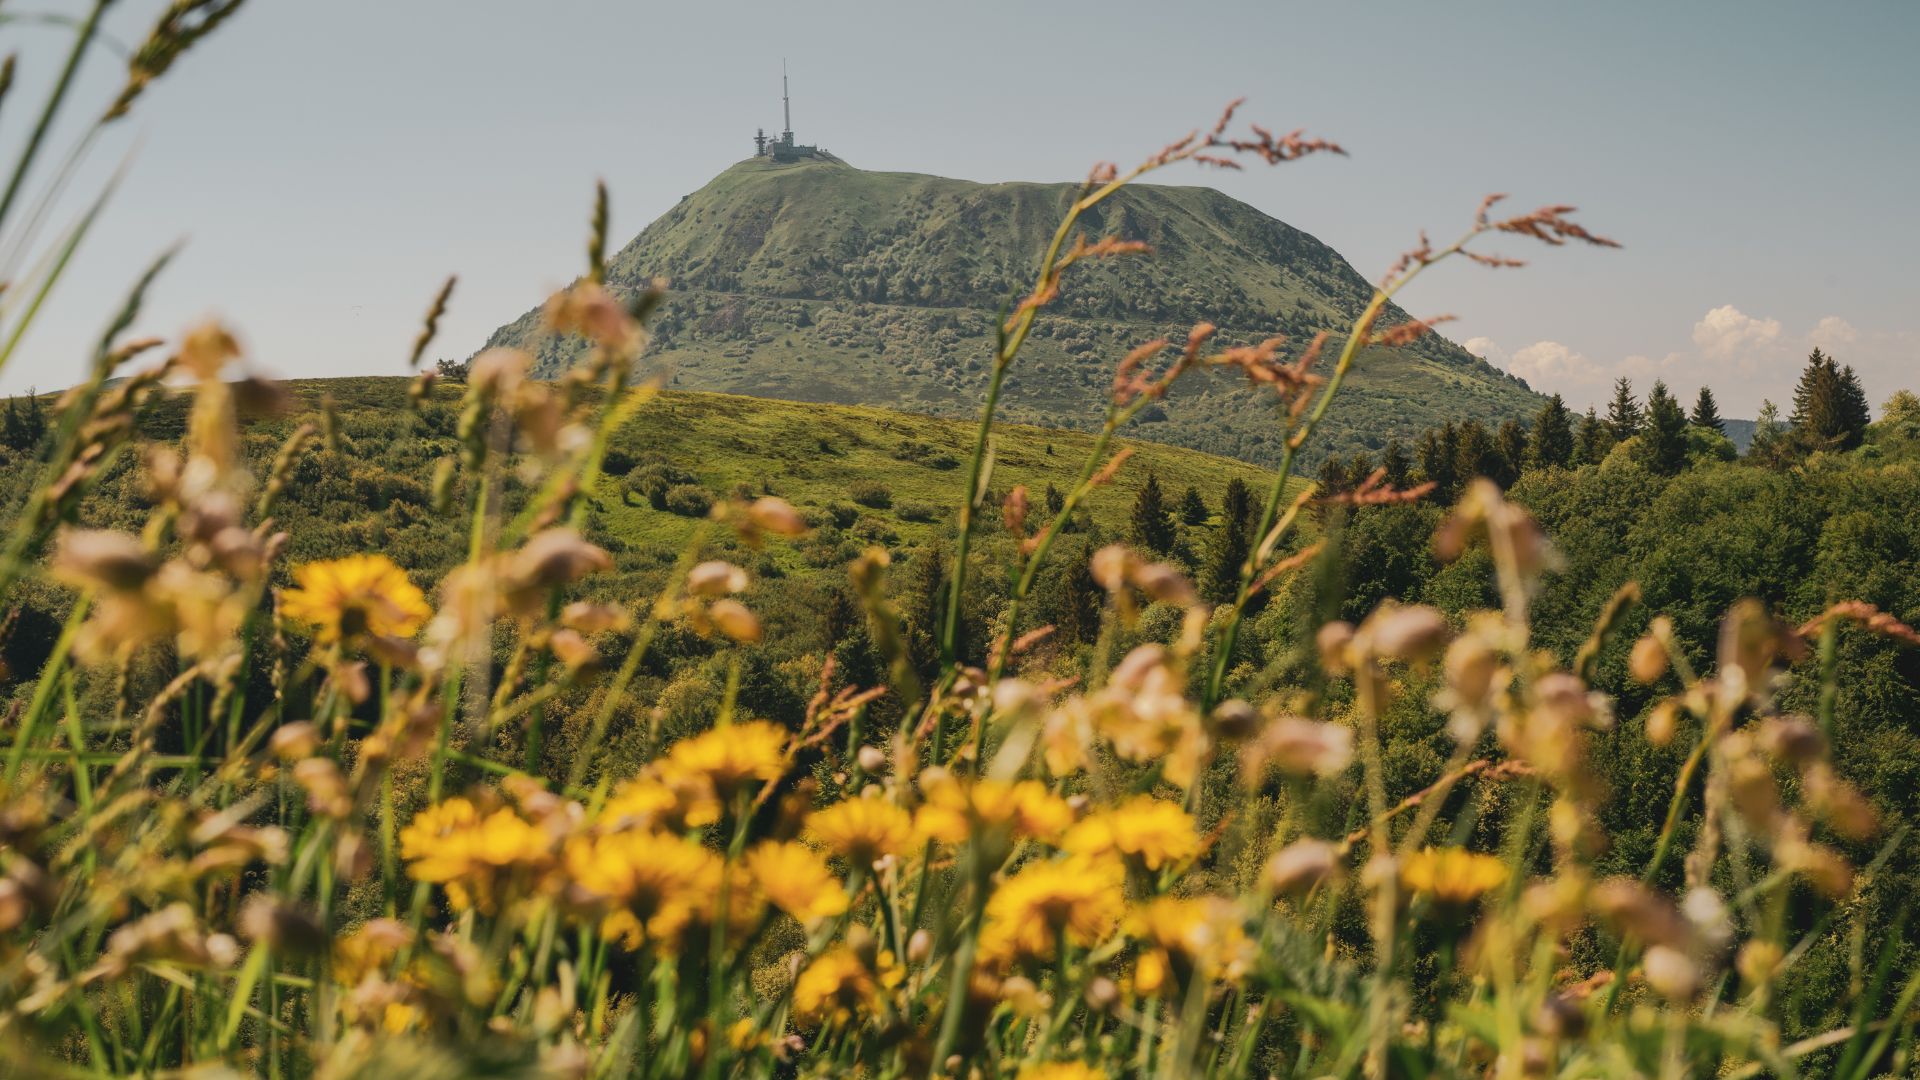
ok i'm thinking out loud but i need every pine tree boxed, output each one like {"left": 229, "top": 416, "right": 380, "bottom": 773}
{"left": 1130, "top": 472, "right": 1176, "bottom": 555}
{"left": 1528, "top": 394, "right": 1575, "bottom": 470}
{"left": 1203, "top": 496, "right": 1254, "bottom": 606}
{"left": 1454, "top": 419, "right": 1498, "bottom": 484}
{"left": 1315, "top": 454, "right": 1353, "bottom": 498}
{"left": 1494, "top": 419, "right": 1527, "bottom": 487}
{"left": 1582, "top": 403, "right": 1612, "bottom": 463}
{"left": 1574, "top": 407, "right": 1611, "bottom": 465}
{"left": 1836, "top": 364, "right": 1872, "bottom": 446}
{"left": 1178, "top": 485, "right": 1208, "bottom": 526}
{"left": 1689, "top": 386, "right": 1724, "bottom": 433}
{"left": 1044, "top": 483, "right": 1065, "bottom": 517}
{"left": 1606, "top": 377, "right": 1642, "bottom": 441}
{"left": 1790, "top": 349, "right": 1870, "bottom": 452}
{"left": 1418, "top": 421, "right": 1460, "bottom": 501}
{"left": 1641, "top": 380, "right": 1689, "bottom": 475}
{"left": 1379, "top": 440, "right": 1412, "bottom": 488}
{"left": 1220, "top": 477, "right": 1254, "bottom": 533}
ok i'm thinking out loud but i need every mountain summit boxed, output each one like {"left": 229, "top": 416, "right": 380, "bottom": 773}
{"left": 480, "top": 157, "right": 1540, "bottom": 466}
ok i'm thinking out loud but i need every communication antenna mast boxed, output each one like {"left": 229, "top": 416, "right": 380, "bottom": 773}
{"left": 781, "top": 59, "right": 793, "bottom": 146}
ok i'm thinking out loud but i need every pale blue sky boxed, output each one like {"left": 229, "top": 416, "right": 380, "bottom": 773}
{"left": 5, "top": 0, "right": 1916, "bottom": 416}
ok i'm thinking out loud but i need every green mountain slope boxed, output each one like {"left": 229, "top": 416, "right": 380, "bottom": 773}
{"left": 9, "top": 377, "right": 1274, "bottom": 593}
{"left": 479, "top": 157, "right": 1541, "bottom": 467}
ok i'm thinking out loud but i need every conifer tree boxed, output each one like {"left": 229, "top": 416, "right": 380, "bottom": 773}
{"left": 1178, "top": 485, "right": 1208, "bottom": 526}
{"left": 1130, "top": 472, "right": 1176, "bottom": 555}
{"left": 1494, "top": 419, "right": 1527, "bottom": 487}
{"left": 1606, "top": 377, "right": 1642, "bottom": 441}
{"left": 1379, "top": 440, "right": 1412, "bottom": 488}
{"left": 1689, "top": 386, "right": 1724, "bottom": 433}
{"left": 1575, "top": 407, "right": 1611, "bottom": 465}
{"left": 1203, "top": 497, "right": 1253, "bottom": 605}
{"left": 1790, "top": 349, "right": 1871, "bottom": 452}
{"left": 1418, "top": 421, "right": 1460, "bottom": 500}
{"left": 1454, "top": 419, "right": 1498, "bottom": 484}
{"left": 1837, "top": 363, "right": 1872, "bottom": 445}
{"left": 1641, "top": 380, "right": 1689, "bottom": 475}
{"left": 1315, "top": 454, "right": 1353, "bottom": 498}
{"left": 1220, "top": 477, "right": 1254, "bottom": 533}
{"left": 1044, "top": 483, "right": 1065, "bottom": 517}
{"left": 1528, "top": 394, "right": 1575, "bottom": 470}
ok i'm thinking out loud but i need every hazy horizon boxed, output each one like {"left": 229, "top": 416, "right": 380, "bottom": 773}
{"left": 4, "top": 0, "right": 1916, "bottom": 418}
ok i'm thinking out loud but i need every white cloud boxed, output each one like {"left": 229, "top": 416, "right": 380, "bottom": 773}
{"left": 1506, "top": 341, "right": 1605, "bottom": 389}
{"left": 1808, "top": 315, "right": 1858, "bottom": 351}
{"left": 1691, "top": 304, "right": 1782, "bottom": 361}
{"left": 1463, "top": 336, "right": 1506, "bottom": 367}
{"left": 1476, "top": 307, "right": 1915, "bottom": 416}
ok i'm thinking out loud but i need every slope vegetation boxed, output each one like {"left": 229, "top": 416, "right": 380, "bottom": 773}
{"left": 481, "top": 157, "right": 1541, "bottom": 467}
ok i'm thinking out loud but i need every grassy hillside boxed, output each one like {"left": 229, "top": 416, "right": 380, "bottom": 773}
{"left": 479, "top": 157, "right": 1543, "bottom": 467}
{"left": 10, "top": 376, "right": 1276, "bottom": 596}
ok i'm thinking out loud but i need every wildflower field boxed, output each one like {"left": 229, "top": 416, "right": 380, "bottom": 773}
{"left": 1, "top": 8, "right": 1918, "bottom": 1079}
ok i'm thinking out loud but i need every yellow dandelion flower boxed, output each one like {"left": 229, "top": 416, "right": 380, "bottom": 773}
{"left": 279, "top": 554, "right": 430, "bottom": 644}
{"left": 792, "top": 945, "right": 882, "bottom": 1026}
{"left": 914, "top": 775, "right": 1074, "bottom": 846}
{"left": 806, "top": 796, "right": 916, "bottom": 865}
{"left": 1017, "top": 1064, "right": 1108, "bottom": 1080}
{"left": 1061, "top": 796, "right": 1199, "bottom": 871}
{"left": 600, "top": 770, "right": 720, "bottom": 832}
{"left": 398, "top": 798, "right": 554, "bottom": 913}
{"left": 332, "top": 918, "right": 412, "bottom": 987}
{"left": 745, "top": 841, "right": 848, "bottom": 927}
{"left": 660, "top": 719, "right": 790, "bottom": 798}
{"left": 565, "top": 830, "right": 721, "bottom": 951}
{"left": 978, "top": 856, "right": 1126, "bottom": 966}
{"left": 1127, "top": 896, "right": 1252, "bottom": 995}
{"left": 1400, "top": 847, "right": 1509, "bottom": 905}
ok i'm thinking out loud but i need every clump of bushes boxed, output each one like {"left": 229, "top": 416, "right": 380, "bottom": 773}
{"left": 662, "top": 483, "right": 714, "bottom": 517}
{"left": 849, "top": 480, "right": 892, "bottom": 508}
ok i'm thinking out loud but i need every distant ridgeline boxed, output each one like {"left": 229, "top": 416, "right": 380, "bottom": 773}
{"left": 479, "top": 111, "right": 1538, "bottom": 468}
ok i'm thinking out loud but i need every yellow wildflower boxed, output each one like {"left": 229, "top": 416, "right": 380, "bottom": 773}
{"left": 806, "top": 796, "right": 916, "bottom": 865}
{"left": 660, "top": 719, "right": 790, "bottom": 798}
{"left": 978, "top": 856, "right": 1126, "bottom": 966}
{"left": 564, "top": 830, "right": 721, "bottom": 951}
{"left": 1127, "top": 896, "right": 1252, "bottom": 995}
{"left": 792, "top": 945, "right": 882, "bottom": 1026}
{"left": 1017, "top": 1064, "right": 1108, "bottom": 1080}
{"left": 745, "top": 841, "right": 848, "bottom": 927}
{"left": 332, "top": 918, "right": 413, "bottom": 987}
{"left": 280, "top": 554, "right": 431, "bottom": 644}
{"left": 600, "top": 770, "right": 720, "bottom": 832}
{"left": 1400, "top": 847, "right": 1509, "bottom": 905}
{"left": 399, "top": 798, "right": 554, "bottom": 912}
{"left": 915, "top": 774, "right": 1074, "bottom": 846}
{"left": 1061, "top": 796, "right": 1200, "bottom": 871}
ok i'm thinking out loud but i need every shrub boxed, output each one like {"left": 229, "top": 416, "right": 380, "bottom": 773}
{"left": 662, "top": 483, "right": 713, "bottom": 517}
{"left": 896, "top": 501, "right": 941, "bottom": 523}
{"left": 849, "top": 480, "right": 892, "bottom": 508}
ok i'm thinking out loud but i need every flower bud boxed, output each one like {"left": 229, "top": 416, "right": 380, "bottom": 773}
{"left": 1628, "top": 635, "right": 1668, "bottom": 683}
{"left": 1266, "top": 839, "right": 1342, "bottom": 895}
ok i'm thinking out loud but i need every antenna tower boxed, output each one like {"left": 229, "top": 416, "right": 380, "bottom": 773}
{"left": 781, "top": 59, "right": 793, "bottom": 145}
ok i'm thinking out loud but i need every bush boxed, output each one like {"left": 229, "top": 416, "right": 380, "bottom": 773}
{"left": 628, "top": 462, "right": 697, "bottom": 509}
{"left": 849, "top": 481, "right": 892, "bottom": 509}
{"left": 662, "top": 483, "right": 713, "bottom": 517}
{"left": 896, "top": 501, "right": 941, "bottom": 523}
